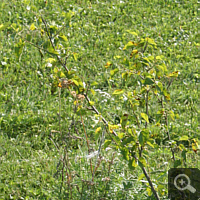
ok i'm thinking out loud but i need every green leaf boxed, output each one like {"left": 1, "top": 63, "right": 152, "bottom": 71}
{"left": 146, "top": 141, "right": 154, "bottom": 148}
{"left": 138, "top": 173, "right": 145, "bottom": 181}
{"left": 30, "top": 23, "right": 36, "bottom": 31}
{"left": 112, "top": 89, "right": 124, "bottom": 95}
{"left": 91, "top": 81, "right": 98, "bottom": 86}
{"left": 73, "top": 53, "right": 78, "bottom": 61}
{"left": 130, "top": 49, "right": 138, "bottom": 58}
{"left": 126, "top": 30, "right": 138, "bottom": 36}
{"left": 156, "top": 81, "right": 163, "bottom": 92}
{"left": 71, "top": 79, "right": 79, "bottom": 86}
{"left": 144, "top": 78, "right": 154, "bottom": 85}
{"left": 141, "top": 113, "right": 149, "bottom": 123}
{"left": 121, "top": 136, "right": 135, "bottom": 146}
{"left": 120, "top": 148, "right": 129, "bottom": 161}
{"left": 110, "top": 68, "right": 119, "bottom": 77}
{"left": 168, "top": 71, "right": 179, "bottom": 77}
{"left": 48, "top": 47, "right": 59, "bottom": 55}
{"left": 0, "top": 22, "right": 11, "bottom": 31}
{"left": 128, "top": 158, "right": 138, "bottom": 170}
{"left": 14, "top": 40, "right": 25, "bottom": 60}
{"left": 139, "top": 129, "right": 149, "bottom": 146}
{"left": 169, "top": 110, "right": 175, "bottom": 121}
{"left": 120, "top": 114, "right": 128, "bottom": 130}
{"left": 58, "top": 34, "right": 68, "bottom": 42}
{"left": 89, "top": 101, "right": 94, "bottom": 106}
{"left": 174, "top": 159, "right": 182, "bottom": 168}
{"left": 156, "top": 56, "right": 162, "bottom": 60}
{"left": 123, "top": 41, "right": 135, "bottom": 50}
{"left": 76, "top": 106, "right": 86, "bottom": 116}
{"left": 26, "top": 34, "right": 32, "bottom": 42}
{"left": 118, "top": 132, "right": 124, "bottom": 139}
{"left": 179, "top": 135, "right": 189, "bottom": 141}
{"left": 103, "top": 140, "right": 112, "bottom": 149}
{"left": 146, "top": 37, "right": 156, "bottom": 46}
{"left": 138, "top": 157, "right": 147, "bottom": 167}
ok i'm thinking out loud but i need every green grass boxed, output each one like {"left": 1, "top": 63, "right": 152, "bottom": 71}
{"left": 0, "top": 0, "right": 199, "bottom": 199}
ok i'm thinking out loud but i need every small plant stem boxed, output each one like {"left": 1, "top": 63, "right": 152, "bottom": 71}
{"left": 129, "top": 100, "right": 140, "bottom": 128}
{"left": 64, "top": 146, "right": 72, "bottom": 199}
{"left": 80, "top": 115, "right": 93, "bottom": 174}
{"left": 41, "top": 15, "right": 69, "bottom": 72}
{"left": 141, "top": 164, "right": 160, "bottom": 200}
{"left": 59, "top": 88, "right": 61, "bottom": 137}
{"left": 145, "top": 90, "right": 149, "bottom": 129}
{"left": 92, "top": 127, "right": 105, "bottom": 181}
{"left": 161, "top": 97, "right": 176, "bottom": 161}
{"left": 143, "top": 39, "right": 148, "bottom": 53}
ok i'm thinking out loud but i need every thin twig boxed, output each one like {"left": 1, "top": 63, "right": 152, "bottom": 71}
{"left": 167, "top": 78, "right": 174, "bottom": 90}
{"left": 41, "top": 15, "right": 69, "bottom": 72}
{"left": 80, "top": 115, "right": 93, "bottom": 174}
{"left": 142, "top": 39, "right": 148, "bottom": 53}
{"left": 161, "top": 97, "right": 176, "bottom": 161}
{"left": 92, "top": 126, "right": 106, "bottom": 181}
{"left": 145, "top": 90, "right": 149, "bottom": 129}
{"left": 129, "top": 100, "right": 140, "bottom": 128}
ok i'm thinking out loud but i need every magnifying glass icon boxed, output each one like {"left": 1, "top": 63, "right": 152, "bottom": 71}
{"left": 174, "top": 174, "right": 196, "bottom": 193}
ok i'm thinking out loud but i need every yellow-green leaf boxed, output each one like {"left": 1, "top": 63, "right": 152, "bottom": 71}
{"left": 147, "top": 141, "right": 154, "bottom": 148}
{"left": 179, "top": 135, "right": 189, "bottom": 141}
{"left": 123, "top": 41, "right": 135, "bottom": 50}
{"left": 95, "top": 127, "right": 101, "bottom": 133}
{"left": 126, "top": 30, "right": 138, "bottom": 36}
{"left": 113, "top": 89, "right": 124, "bottom": 95}
{"left": 156, "top": 56, "right": 162, "bottom": 60}
{"left": 73, "top": 53, "right": 78, "bottom": 61}
{"left": 46, "top": 58, "right": 56, "bottom": 63}
{"left": 89, "top": 101, "right": 94, "bottom": 106}
{"left": 130, "top": 49, "right": 138, "bottom": 58}
{"left": 168, "top": 71, "right": 179, "bottom": 77}
{"left": 58, "top": 34, "right": 68, "bottom": 42}
{"left": 71, "top": 79, "right": 79, "bottom": 86}
{"left": 105, "top": 61, "right": 112, "bottom": 68}
{"left": 110, "top": 68, "right": 119, "bottom": 76}
{"left": 138, "top": 157, "right": 147, "bottom": 167}
{"left": 138, "top": 173, "right": 145, "bottom": 181}
{"left": 141, "top": 113, "right": 149, "bottom": 123}
{"left": 0, "top": 22, "right": 11, "bottom": 31}
{"left": 30, "top": 23, "right": 36, "bottom": 31}
{"left": 91, "top": 89, "right": 96, "bottom": 95}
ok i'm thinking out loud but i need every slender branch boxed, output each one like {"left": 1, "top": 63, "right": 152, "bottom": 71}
{"left": 167, "top": 78, "right": 174, "bottom": 90}
{"left": 140, "top": 159, "right": 160, "bottom": 200}
{"left": 64, "top": 146, "right": 73, "bottom": 199}
{"left": 80, "top": 115, "right": 93, "bottom": 174}
{"left": 41, "top": 15, "right": 69, "bottom": 72}
{"left": 145, "top": 90, "right": 149, "bottom": 129}
{"left": 142, "top": 39, "right": 148, "bottom": 53}
{"left": 129, "top": 100, "right": 140, "bottom": 128}
{"left": 161, "top": 97, "right": 176, "bottom": 161}
{"left": 92, "top": 126, "right": 106, "bottom": 181}
{"left": 24, "top": 39, "right": 53, "bottom": 55}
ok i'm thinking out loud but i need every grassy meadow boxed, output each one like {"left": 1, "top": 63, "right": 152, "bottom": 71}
{"left": 0, "top": 0, "right": 199, "bottom": 199}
